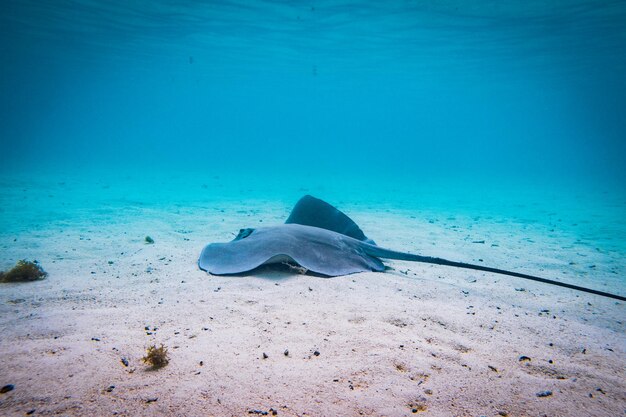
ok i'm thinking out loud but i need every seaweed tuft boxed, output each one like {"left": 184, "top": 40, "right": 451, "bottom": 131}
{"left": 142, "top": 344, "right": 169, "bottom": 368}
{"left": 0, "top": 260, "right": 47, "bottom": 283}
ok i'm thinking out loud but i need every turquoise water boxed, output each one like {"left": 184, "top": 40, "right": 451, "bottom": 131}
{"left": 1, "top": 1, "right": 625, "bottom": 291}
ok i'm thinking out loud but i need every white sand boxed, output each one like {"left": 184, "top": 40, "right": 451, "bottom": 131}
{"left": 0, "top": 190, "right": 624, "bottom": 416}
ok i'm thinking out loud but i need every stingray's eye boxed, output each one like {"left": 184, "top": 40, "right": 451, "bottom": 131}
{"left": 234, "top": 228, "right": 255, "bottom": 241}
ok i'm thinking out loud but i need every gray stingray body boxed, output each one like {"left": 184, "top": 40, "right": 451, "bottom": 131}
{"left": 199, "top": 223, "right": 386, "bottom": 276}
{"left": 198, "top": 195, "right": 625, "bottom": 301}
{"left": 199, "top": 195, "right": 390, "bottom": 276}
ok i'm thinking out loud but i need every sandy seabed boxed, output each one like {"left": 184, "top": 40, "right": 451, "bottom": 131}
{"left": 0, "top": 179, "right": 624, "bottom": 417}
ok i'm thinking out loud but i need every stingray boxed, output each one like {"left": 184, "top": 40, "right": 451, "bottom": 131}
{"left": 199, "top": 195, "right": 625, "bottom": 301}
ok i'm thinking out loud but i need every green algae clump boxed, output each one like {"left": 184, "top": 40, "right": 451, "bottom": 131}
{"left": 142, "top": 344, "right": 169, "bottom": 368}
{"left": 0, "top": 260, "right": 47, "bottom": 283}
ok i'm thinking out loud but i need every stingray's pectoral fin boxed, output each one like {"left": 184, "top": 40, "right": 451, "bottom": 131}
{"left": 285, "top": 195, "right": 374, "bottom": 243}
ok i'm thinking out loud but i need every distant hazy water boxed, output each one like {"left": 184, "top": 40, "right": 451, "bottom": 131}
{"left": 1, "top": 1, "right": 625, "bottom": 183}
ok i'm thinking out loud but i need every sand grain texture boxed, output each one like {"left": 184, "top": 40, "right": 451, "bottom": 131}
{"left": 0, "top": 183, "right": 624, "bottom": 416}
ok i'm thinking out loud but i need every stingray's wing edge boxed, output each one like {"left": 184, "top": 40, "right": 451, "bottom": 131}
{"left": 285, "top": 195, "right": 375, "bottom": 244}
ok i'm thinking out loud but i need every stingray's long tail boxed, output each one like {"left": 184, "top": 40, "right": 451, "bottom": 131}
{"left": 363, "top": 244, "right": 626, "bottom": 302}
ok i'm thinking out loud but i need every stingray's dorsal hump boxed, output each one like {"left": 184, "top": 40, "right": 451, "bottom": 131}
{"left": 285, "top": 195, "right": 374, "bottom": 243}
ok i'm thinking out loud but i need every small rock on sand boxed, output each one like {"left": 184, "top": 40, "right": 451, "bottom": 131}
{"left": 1, "top": 384, "right": 15, "bottom": 393}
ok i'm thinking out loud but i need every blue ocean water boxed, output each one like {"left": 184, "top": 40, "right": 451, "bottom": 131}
{"left": 1, "top": 1, "right": 625, "bottom": 290}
